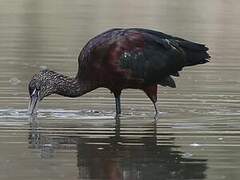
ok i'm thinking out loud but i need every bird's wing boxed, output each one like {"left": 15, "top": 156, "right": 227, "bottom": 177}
{"left": 77, "top": 28, "right": 210, "bottom": 88}
{"left": 112, "top": 29, "right": 188, "bottom": 87}
{"left": 133, "top": 28, "right": 210, "bottom": 66}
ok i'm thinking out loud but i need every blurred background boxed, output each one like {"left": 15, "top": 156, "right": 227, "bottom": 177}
{"left": 0, "top": 0, "right": 240, "bottom": 180}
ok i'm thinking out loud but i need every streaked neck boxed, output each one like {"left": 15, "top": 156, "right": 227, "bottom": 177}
{"left": 53, "top": 73, "right": 97, "bottom": 97}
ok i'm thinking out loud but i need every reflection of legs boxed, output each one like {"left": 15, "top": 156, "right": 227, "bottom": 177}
{"left": 115, "top": 115, "right": 121, "bottom": 139}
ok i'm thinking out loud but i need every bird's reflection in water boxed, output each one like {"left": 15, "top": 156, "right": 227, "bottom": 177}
{"left": 29, "top": 116, "right": 207, "bottom": 180}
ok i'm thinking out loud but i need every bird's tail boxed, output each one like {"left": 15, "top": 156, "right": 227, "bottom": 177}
{"left": 179, "top": 41, "right": 210, "bottom": 66}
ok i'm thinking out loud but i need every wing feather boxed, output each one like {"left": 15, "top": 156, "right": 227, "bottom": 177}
{"left": 77, "top": 28, "right": 210, "bottom": 87}
{"left": 119, "top": 31, "right": 185, "bottom": 85}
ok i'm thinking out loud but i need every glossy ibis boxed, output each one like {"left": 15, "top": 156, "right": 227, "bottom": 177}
{"left": 28, "top": 28, "right": 210, "bottom": 117}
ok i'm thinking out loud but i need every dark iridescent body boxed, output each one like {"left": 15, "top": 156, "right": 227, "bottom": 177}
{"left": 28, "top": 28, "right": 210, "bottom": 117}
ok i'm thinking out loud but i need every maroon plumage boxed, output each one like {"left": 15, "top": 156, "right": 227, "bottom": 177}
{"left": 76, "top": 28, "right": 210, "bottom": 115}
{"left": 28, "top": 28, "right": 210, "bottom": 117}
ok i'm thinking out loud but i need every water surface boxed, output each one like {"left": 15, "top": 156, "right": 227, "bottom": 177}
{"left": 0, "top": 0, "right": 240, "bottom": 180}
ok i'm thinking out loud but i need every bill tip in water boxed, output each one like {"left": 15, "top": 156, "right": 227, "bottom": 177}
{"left": 28, "top": 88, "right": 40, "bottom": 116}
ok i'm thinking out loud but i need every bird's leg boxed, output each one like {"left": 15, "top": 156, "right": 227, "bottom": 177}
{"left": 153, "top": 102, "right": 160, "bottom": 120}
{"left": 115, "top": 96, "right": 121, "bottom": 116}
{"left": 114, "top": 91, "right": 121, "bottom": 117}
{"left": 143, "top": 85, "right": 160, "bottom": 120}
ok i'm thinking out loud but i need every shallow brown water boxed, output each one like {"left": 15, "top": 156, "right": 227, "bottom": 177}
{"left": 0, "top": 0, "right": 240, "bottom": 180}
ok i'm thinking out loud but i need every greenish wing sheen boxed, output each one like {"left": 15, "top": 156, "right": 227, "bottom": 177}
{"left": 120, "top": 51, "right": 146, "bottom": 79}
{"left": 119, "top": 40, "right": 185, "bottom": 87}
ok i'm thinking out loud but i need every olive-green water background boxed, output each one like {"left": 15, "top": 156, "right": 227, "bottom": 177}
{"left": 0, "top": 0, "right": 240, "bottom": 179}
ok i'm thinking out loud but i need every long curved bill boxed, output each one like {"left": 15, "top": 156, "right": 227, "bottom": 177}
{"left": 28, "top": 89, "right": 40, "bottom": 115}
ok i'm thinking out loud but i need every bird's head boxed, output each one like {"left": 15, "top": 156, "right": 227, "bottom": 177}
{"left": 28, "top": 69, "right": 57, "bottom": 115}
